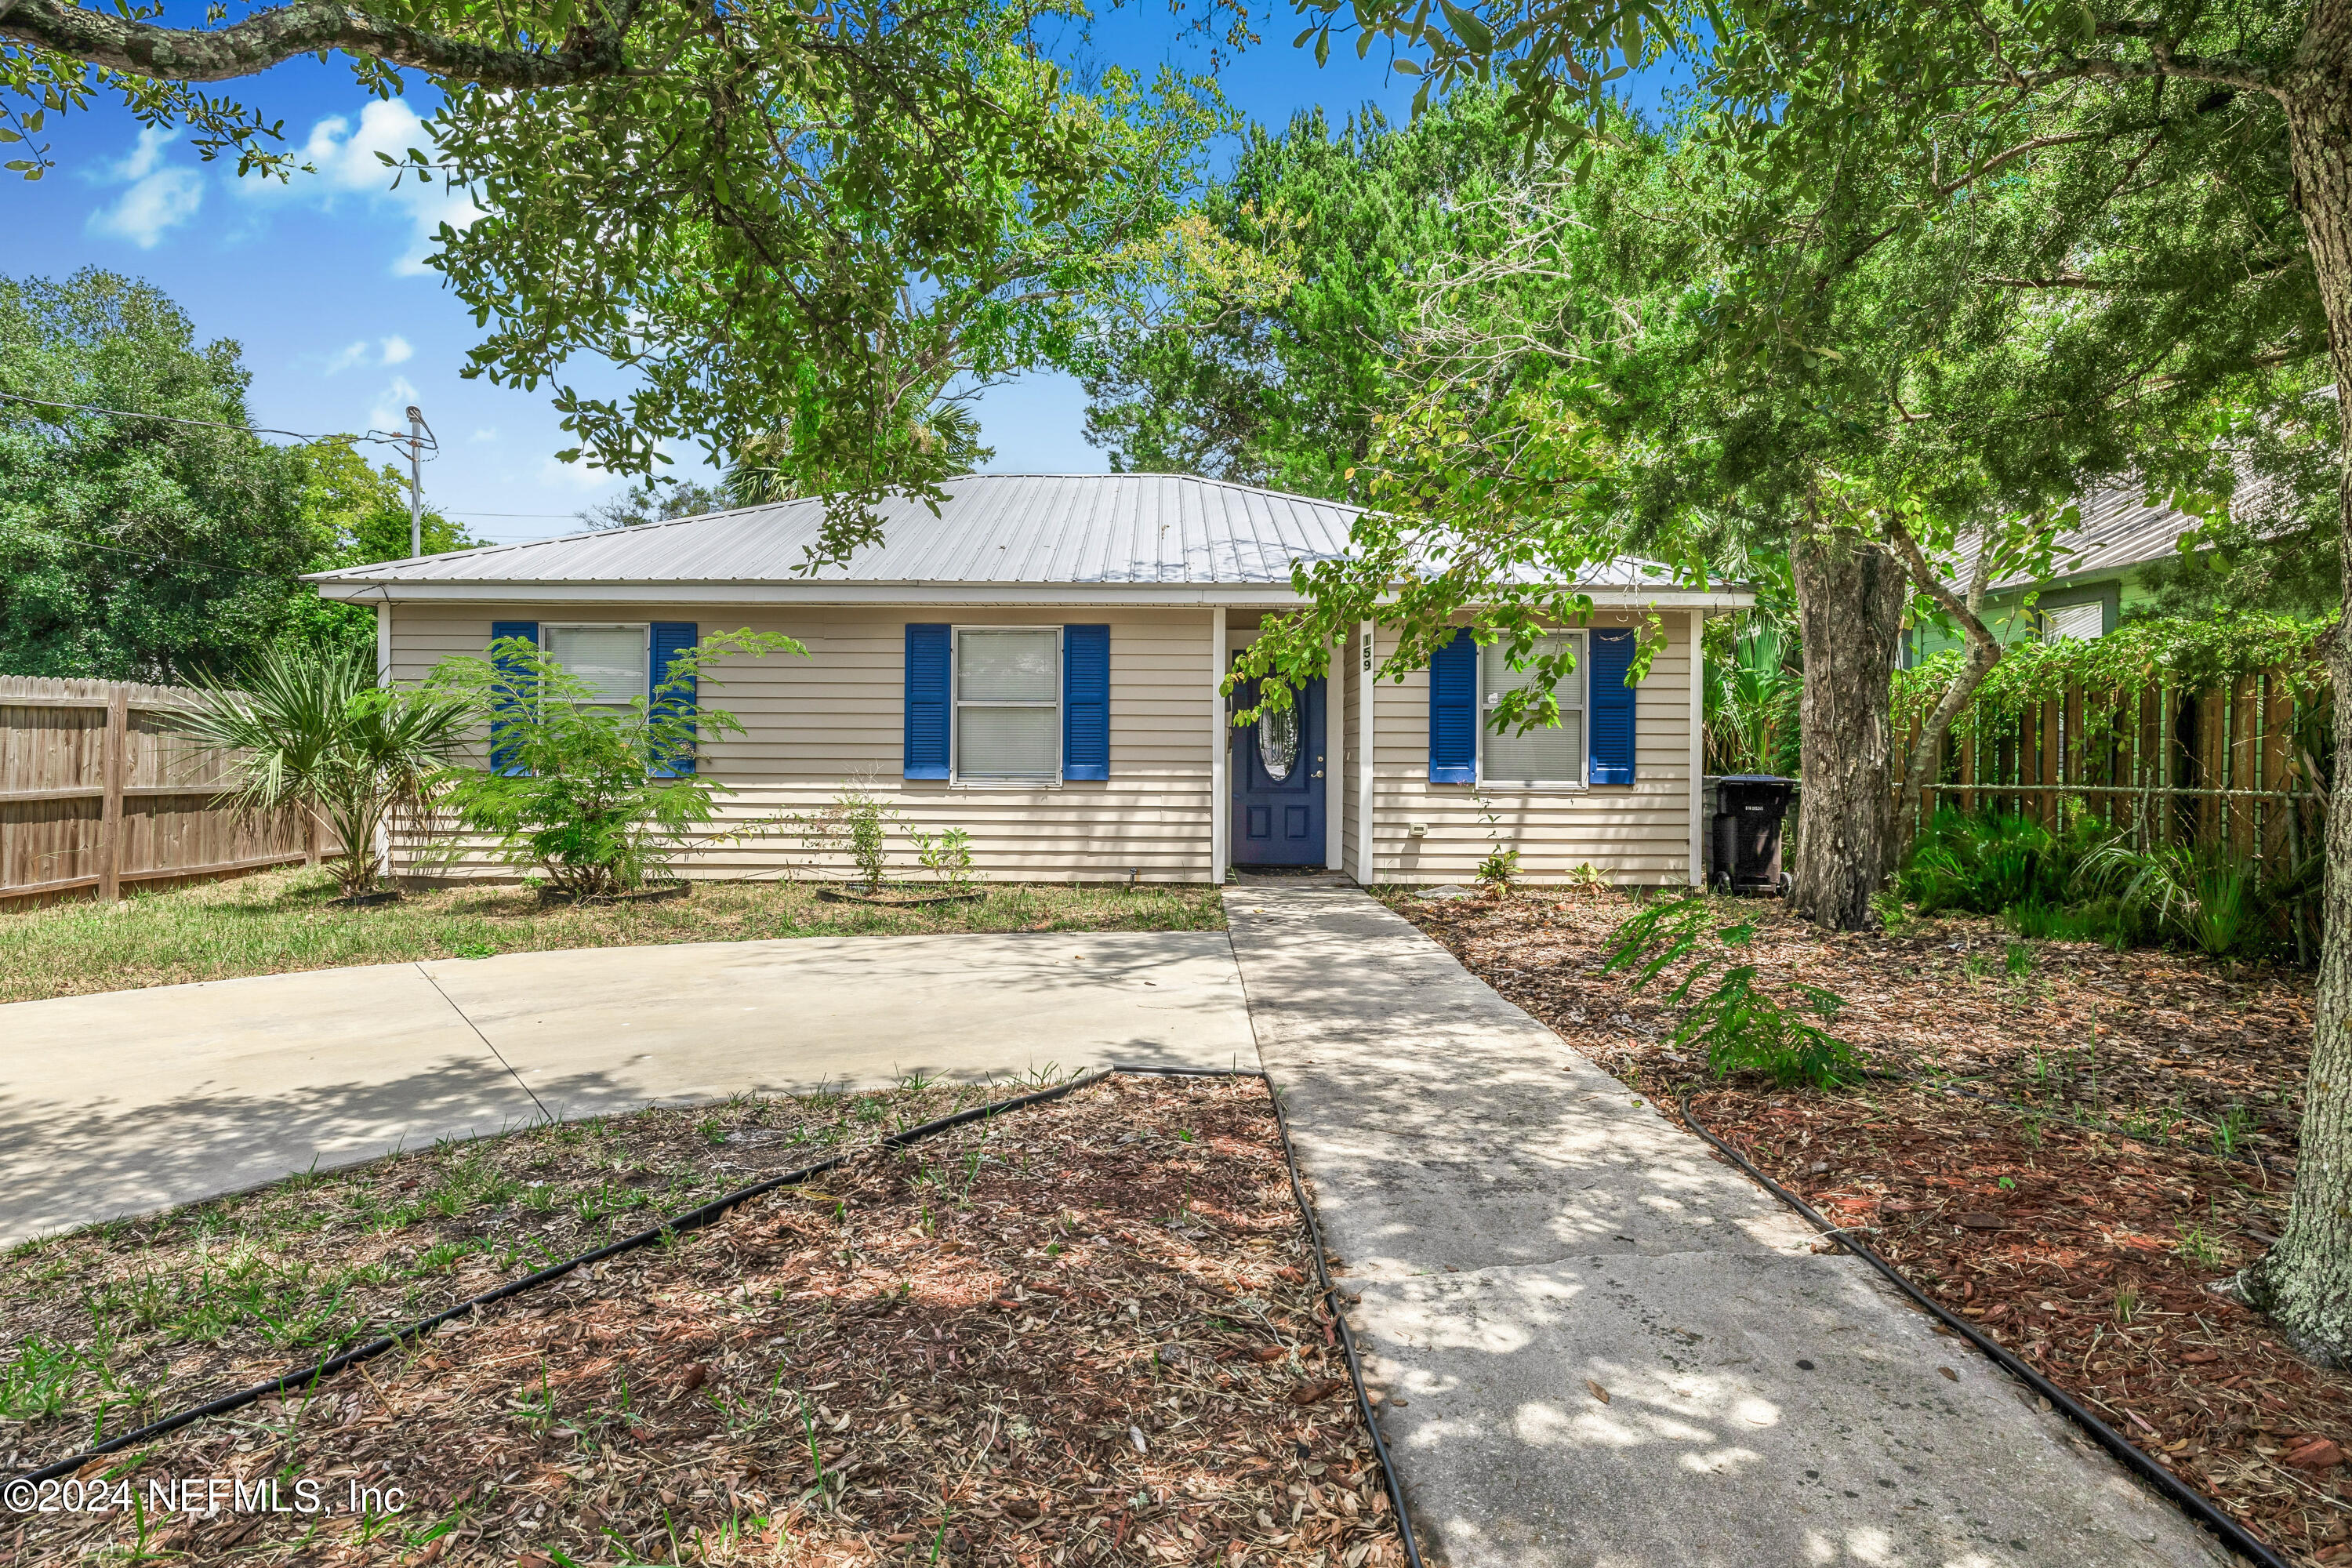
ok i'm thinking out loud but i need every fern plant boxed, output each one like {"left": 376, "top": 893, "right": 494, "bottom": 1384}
{"left": 1602, "top": 895, "right": 1861, "bottom": 1089}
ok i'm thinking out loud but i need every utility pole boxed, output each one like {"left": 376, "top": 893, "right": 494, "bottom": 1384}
{"left": 405, "top": 405, "right": 425, "bottom": 558}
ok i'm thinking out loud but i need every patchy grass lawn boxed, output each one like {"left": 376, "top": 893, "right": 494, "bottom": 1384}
{"left": 8, "top": 1074, "right": 1403, "bottom": 1568}
{"left": 2, "top": 1076, "right": 1040, "bottom": 1470}
{"left": 0, "top": 868, "right": 1226, "bottom": 1004}
{"left": 1388, "top": 886, "right": 2350, "bottom": 1567}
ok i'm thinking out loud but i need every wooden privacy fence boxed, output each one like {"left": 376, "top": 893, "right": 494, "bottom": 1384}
{"left": 1894, "top": 666, "right": 2327, "bottom": 866}
{"left": 0, "top": 675, "right": 321, "bottom": 904}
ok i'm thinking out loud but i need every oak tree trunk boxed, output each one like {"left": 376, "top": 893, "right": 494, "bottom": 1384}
{"left": 2245, "top": 15, "right": 2352, "bottom": 1363}
{"left": 1789, "top": 524, "right": 1907, "bottom": 930}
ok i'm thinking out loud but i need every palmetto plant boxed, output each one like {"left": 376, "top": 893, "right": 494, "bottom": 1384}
{"left": 165, "top": 644, "right": 471, "bottom": 899}
{"left": 2074, "top": 840, "right": 2270, "bottom": 959}
{"left": 1704, "top": 657, "right": 1798, "bottom": 778}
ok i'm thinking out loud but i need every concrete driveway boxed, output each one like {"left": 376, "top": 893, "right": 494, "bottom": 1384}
{"left": 0, "top": 931, "right": 1252, "bottom": 1244}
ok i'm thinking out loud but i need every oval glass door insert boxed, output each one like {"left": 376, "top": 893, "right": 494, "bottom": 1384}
{"left": 1258, "top": 701, "right": 1300, "bottom": 782}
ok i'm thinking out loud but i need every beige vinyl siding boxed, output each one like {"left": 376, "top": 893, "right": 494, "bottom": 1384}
{"left": 387, "top": 604, "right": 1218, "bottom": 884}
{"left": 1361, "top": 611, "right": 1697, "bottom": 887}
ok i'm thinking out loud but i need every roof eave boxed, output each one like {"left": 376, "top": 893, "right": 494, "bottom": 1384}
{"left": 309, "top": 579, "right": 1756, "bottom": 610}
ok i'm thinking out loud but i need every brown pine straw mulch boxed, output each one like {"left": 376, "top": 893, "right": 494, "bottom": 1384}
{"left": 10, "top": 1076, "right": 1406, "bottom": 1568}
{"left": 1387, "top": 885, "right": 2352, "bottom": 1568}
{"left": 6, "top": 1082, "right": 1053, "bottom": 1473}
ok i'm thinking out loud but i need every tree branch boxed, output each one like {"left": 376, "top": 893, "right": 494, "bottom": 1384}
{"left": 1884, "top": 510, "right": 2004, "bottom": 843}
{"left": 0, "top": 0, "right": 638, "bottom": 87}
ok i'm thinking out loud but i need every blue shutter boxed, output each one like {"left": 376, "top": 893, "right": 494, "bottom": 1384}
{"left": 1428, "top": 629, "right": 1477, "bottom": 784}
{"left": 488, "top": 621, "right": 538, "bottom": 774}
{"left": 1589, "top": 628, "right": 1637, "bottom": 786}
{"left": 904, "top": 624, "right": 950, "bottom": 779}
{"left": 1062, "top": 624, "right": 1109, "bottom": 782}
{"left": 649, "top": 622, "right": 698, "bottom": 777}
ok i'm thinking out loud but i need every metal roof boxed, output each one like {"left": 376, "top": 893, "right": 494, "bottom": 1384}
{"left": 1947, "top": 483, "right": 2230, "bottom": 594}
{"left": 304, "top": 474, "right": 1722, "bottom": 603}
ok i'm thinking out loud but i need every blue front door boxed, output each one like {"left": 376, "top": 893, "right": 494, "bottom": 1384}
{"left": 1232, "top": 675, "right": 1327, "bottom": 867}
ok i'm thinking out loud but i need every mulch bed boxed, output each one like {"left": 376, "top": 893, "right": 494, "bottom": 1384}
{"left": 1388, "top": 886, "right": 2349, "bottom": 1567}
{"left": 5, "top": 1083, "right": 1033, "bottom": 1474}
{"left": 11, "top": 1076, "right": 1405, "bottom": 1568}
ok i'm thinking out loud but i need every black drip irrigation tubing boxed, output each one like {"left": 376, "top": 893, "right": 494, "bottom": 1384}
{"left": 9, "top": 1065, "right": 1432, "bottom": 1568}
{"left": 1677, "top": 1090, "right": 2291, "bottom": 1568}
{"left": 9, "top": 1068, "right": 1111, "bottom": 1489}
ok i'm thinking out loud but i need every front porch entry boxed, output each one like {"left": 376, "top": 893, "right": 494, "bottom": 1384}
{"left": 1229, "top": 674, "right": 1328, "bottom": 868}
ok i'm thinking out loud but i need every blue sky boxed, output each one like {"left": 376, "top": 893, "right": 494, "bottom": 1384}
{"left": 1, "top": 8, "right": 1421, "bottom": 544}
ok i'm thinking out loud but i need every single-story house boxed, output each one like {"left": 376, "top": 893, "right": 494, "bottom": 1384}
{"left": 307, "top": 474, "right": 1752, "bottom": 887}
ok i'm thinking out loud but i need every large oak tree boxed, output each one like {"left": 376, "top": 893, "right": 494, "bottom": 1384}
{"left": 4, "top": 0, "right": 1218, "bottom": 564}
{"left": 1287, "top": 0, "right": 2352, "bottom": 1364}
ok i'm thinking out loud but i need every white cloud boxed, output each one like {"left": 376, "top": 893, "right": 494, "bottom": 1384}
{"left": 369, "top": 376, "right": 423, "bottom": 435}
{"left": 87, "top": 129, "right": 203, "bottom": 249}
{"left": 318, "top": 335, "right": 419, "bottom": 376}
{"left": 240, "top": 101, "right": 481, "bottom": 275}
{"left": 470, "top": 426, "right": 501, "bottom": 443}
{"left": 114, "top": 127, "right": 176, "bottom": 182}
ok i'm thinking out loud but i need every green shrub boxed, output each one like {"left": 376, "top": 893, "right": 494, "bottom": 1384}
{"left": 1475, "top": 847, "right": 1522, "bottom": 892}
{"left": 911, "top": 826, "right": 975, "bottom": 887}
{"left": 800, "top": 786, "right": 898, "bottom": 891}
{"left": 2074, "top": 840, "right": 2286, "bottom": 959}
{"left": 427, "top": 629, "right": 804, "bottom": 900}
{"left": 1900, "top": 808, "right": 2109, "bottom": 916}
{"left": 2004, "top": 895, "right": 2140, "bottom": 949}
{"left": 1602, "top": 895, "right": 1862, "bottom": 1090}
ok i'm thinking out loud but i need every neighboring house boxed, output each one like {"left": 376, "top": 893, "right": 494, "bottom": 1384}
{"left": 1904, "top": 487, "right": 2202, "bottom": 666}
{"left": 306, "top": 474, "right": 1751, "bottom": 887}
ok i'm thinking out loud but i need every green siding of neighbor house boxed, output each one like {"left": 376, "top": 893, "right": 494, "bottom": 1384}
{"left": 1905, "top": 566, "right": 2161, "bottom": 666}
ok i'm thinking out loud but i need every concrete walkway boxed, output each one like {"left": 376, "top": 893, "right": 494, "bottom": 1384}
{"left": 1223, "top": 881, "right": 2229, "bottom": 1568}
{"left": 0, "top": 932, "right": 1252, "bottom": 1245}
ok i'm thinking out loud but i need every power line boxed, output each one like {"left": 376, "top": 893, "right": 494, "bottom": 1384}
{"left": 5, "top": 523, "right": 293, "bottom": 583}
{"left": 0, "top": 390, "right": 423, "bottom": 453}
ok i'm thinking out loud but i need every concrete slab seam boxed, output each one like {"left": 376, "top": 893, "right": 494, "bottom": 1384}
{"left": 415, "top": 960, "right": 553, "bottom": 1124}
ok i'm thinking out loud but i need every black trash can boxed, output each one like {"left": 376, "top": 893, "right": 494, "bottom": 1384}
{"left": 1711, "top": 775, "right": 1795, "bottom": 896}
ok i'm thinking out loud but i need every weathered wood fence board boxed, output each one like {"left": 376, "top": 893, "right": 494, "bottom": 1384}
{"left": 0, "top": 675, "right": 325, "bottom": 903}
{"left": 1895, "top": 666, "right": 2325, "bottom": 866}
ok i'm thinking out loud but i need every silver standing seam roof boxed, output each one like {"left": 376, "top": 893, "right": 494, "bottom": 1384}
{"left": 1944, "top": 481, "right": 2274, "bottom": 596}
{"left": 304, "top": 473, "right": 1715, "bottom": 600}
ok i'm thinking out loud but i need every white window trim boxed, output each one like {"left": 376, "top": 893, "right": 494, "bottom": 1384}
{"left": 951, "top": 624, "right": 1063, "bottom": 788}
{"left": 541, "top": 622, "right": 648, "bottom": 708}
{"left": 1477, "top": 630, "right": 1590, "bottom": 791}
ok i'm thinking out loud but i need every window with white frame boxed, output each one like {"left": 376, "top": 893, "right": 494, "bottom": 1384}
{"left": 955, "top": 627, "right": 1060, "bottom": 782}
{"left": 2042, "top": 602, "right": 2103, "bottom": 644}
{"left": 1481, "top": 633, "right": 1586, "bottom": 786}
{"left": 541, "top": 624, "right": 648, "bottom": 706}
